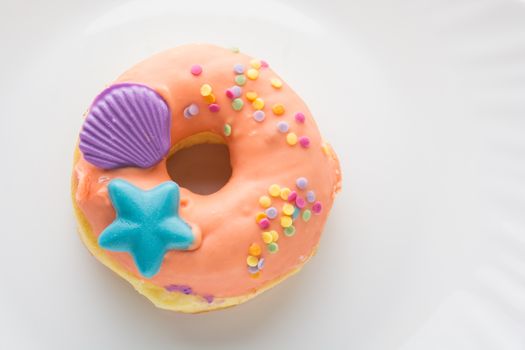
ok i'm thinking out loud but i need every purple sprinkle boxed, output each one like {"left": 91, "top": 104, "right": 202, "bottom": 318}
{"left": 188, "top": 103, "right": 199, "bottom": 116}
{"left": 257, "top": 258, "right": 265, "bottom": 270}
{"left": 258, "top": 218, "right": 270, "bottom": 229}
{"left": 253, "top": 110, "right": 265, "bottom": 122}
{"left": 265, "top": 207, "right": 278, "bottom": 219}
{"left": 288, "top": 191, "right": 298, "bottom": 202}
{"left": 312, "top": 201, "right": 323, "bottom": 214}
{"left": 183, "top": 107, "right": 193, "bottom": 119}
{"left": 232, "top": 85, "right": 242, "bottom": 98}
{"left": 306, "top": 190, "right": 316, "bottom": 203}
{"left": 248, "top": 266, "right": 259, "bottom": 274}
{"left": 165, "top": 284, "right": 192, "bottom": 294}
{"left": 295, "top": 197, "right": 306, "bottom": 209}
{"left": 277, "top": 121, "right": 289, "bottom": 133}
{"left": 209, "top": 104, "right": 220, "bottom": 112}
{"left": 299, "top": 136, "right": 310, "bottom": 148}
{"left": 234, "top": 64, "right": 245, "bottom": 74}
{"left": 296, "top": 177, "right": 308, "bottom": 189}
{"left": 295, "top": 112, "right": 305, "bottom": 123}
{"left": 203, "top": 294, "right": 214, "bottom": 303}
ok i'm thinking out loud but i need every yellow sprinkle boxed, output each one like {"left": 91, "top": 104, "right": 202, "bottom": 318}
{"left": 247, "top": 255, "right": 259, "bottom": 267}
{"left": 255, "top": 212, "right": 267, "bottom": 223}
{"left": 280, "top": 216, "right": 293, "bottom": 228}
{"left": 262, "top": 231, "right": 273, "bottom": 244}
{"left": 252, "top": 98, "right": 265, "bottom": 110}
{"left": 268, "top": 184, "right": 281, "bottom": 197}
{"left": 246, "top": 91, "right": 258, "bottom": 102}
{"left": 247, "top": 68, "right": 259, "bottom": 80}
{"left": 272, "top": 104, "right": 285, "bottom": 115}
{"left": 203, "top": 93, "right": 216, "bottom": 104}
{"left": 280, "top": 187, "right": 291, "bottom": 200}
{"left": 249, "top": 243, "right": 262, "bottom": 257}
{"left": 250, "top": 59, "right": 262, "bottom": 69}
{"left": 321, "top": 143, "right": 330, "bottom": 156}
{"left": 270, "top": 78, "right": 283, "bottom": 89}
{"left": 200, "top": 84, "right": 212, "bottom": 97}
{"left": 286, "top": 132, "right": 298, "bottom": 146}
{"left": 270, "top": 230, "right": 279, "bottom": 242}
{"left": 259, "top": 195, "right": 272, "bottom": 208}
{"left": 282, "top": 203, "right": 295, "bottom": 216}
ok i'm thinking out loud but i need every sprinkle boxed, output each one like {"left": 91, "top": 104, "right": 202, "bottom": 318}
{"left": 296, "top": 177, "right": 308, "bottom": 189}
{"left": 246, "top": 91, "right": 258, "bottom": 102}
{"left": 203, "top": 294, "right": 214, "bottom": 303}
{"left": 265, "top": 207, "right": 278, "bottom": 219}
{"left": 312, "top": 201, "right": 323, "bottom": 214}
{"left": 299, "top": 136, "right": 311, "bottom": 148}
{"left": 292, "top": 207, "right": 300, "bottom": 220}
{"left": 277, "top": 121, "right": 289, "bottom": 133}
{"left": 282, "top": 203, "right": 295, "bottom": 216}
{"left": 230, "top": 47, "right": 240, "bottom": 53}
{"left": 295, "top": 112, "right": 306, "bottom": 123}
{"left": 262, "top": 231, "right": 273, "bottom": 244}
{"left": 247, "top": 255, "right": 259, "bottom": 267}
{"left": 235, "top": 74, "right": 246, "bottom": 86}
{"left": 253, "top": 110, "right": 265, "bottom": 122}
{"left": 203, "top": 93, "right": 216, "bottom": 104}
{"left": 190, "top": 64, "right": 202, "bottom": 76}
{"left": 224, "top": 124, "right": 232, "bottom": 137}
{"left": 248, "top": 243, "right": 261, "bottom": 256}
{"left": 284, "top": 225, "right": 296, "bottom": 237}
{"left": 267, "top": 242, "right": 279, "bottom": 253}
{"left": 272, "top": 104, "right": 285, "bottom": 116}
{"left": 209, "top": 104, "right": 220, "bottom": 112}
{"left": 183, "top": 107, "right": 195, "bottom": 119}
{"left": 248, "top": 266, "right": 259, "bottom": 274}
{"left": 257, "top": 258, "right": 265, "bottom": 269}
{"left": 321, "top": 143, "right": 330, "bottom": 155}
{"left": 259, "top": 195, "right": 272, "bottom": 208}
{"left": 255, "top": 212, "right": 267, "bottom": 223}
{"left": 247, "top": 68, "right": 259, "bottom": 80}
{"left": 271, "top": 230, "right": 279, "bottom": 242}
{"left": 226, "top": 86, "right": 242, "bottom": 99}
{"left": 232, "top": 98, "right": 244, "bottom": 111}
{"left": 233, "top": 64, "right": 245, "bottom": 74}
{"left": 302, "top": 209, "right": 312, "bottom": 222}
{"left": 252, "top": 98, "right": 265, "bottom": 110}
{"left": 260, "top": 60, "right": 269, "bottom": 68}
{"left": 295, "top": 197, "right": 306, "bottom": 209}
{"left": 280, "top": 187, "right": 291, "bottom": 200}
{"left": 280, "top": 216, "right": 293, "bottom": 228}
{"left": 200, "top": 84, "right": 212, "bottom": 96}
{"left": 288, "top": 191, "right": 297, "bottom": 202}
{"left": 188, "top": 103, "right": 199, "bottom": 116}
{"left": 286, "top": 132, "right": 298, "bottom": 145}
{"left": 258, "top": 218, "right": 270, "bottom": 229}
{"left": 268, "top": 184, "right": 281, "bottom": 197}
{"left": 306, "top": 191, "right": 316, "bottom": 203}
{"left": 270, "top": 78, "right": 283, "bottom": 89}
{"left": 250, "top": 59, "right": 262, "bottom": 69}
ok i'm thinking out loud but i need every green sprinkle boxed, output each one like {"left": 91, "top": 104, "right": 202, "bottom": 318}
{"left": 302, "top": 209, "right": 312, "bottom": 222}
{"left": 284, "top": 225, "right": 296, "bottom": 237}
{"left": 224, "top": 124, "right": 232, "bottom": 136}
{"left": 232, "top": 98, "right": 244, "bottom": 111}
{"left": 230, "top": 47, "right": 240, "bottom": 53}
{"left": 235, "top": 74, "right": 246, "bottom": 86}
{"left": 267, "top": 242, "right": 279, "bottom": 254}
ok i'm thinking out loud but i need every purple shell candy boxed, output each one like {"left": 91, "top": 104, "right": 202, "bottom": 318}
{"left": 79, "top": 83, "right": 171, "bottom": 169}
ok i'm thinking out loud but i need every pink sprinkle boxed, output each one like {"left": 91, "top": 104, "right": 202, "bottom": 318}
{"left": 295, "top": 112, "right": 305, "bottom": 123}
{"left": 259, "top": 218, "right": 270, "bottom": 229}
{"left": 209, "top": 104, "right": 220, "bottom": 112}
{"left": 295, "top": 197, "right": 306, "bottom": 209}
{"left": 299, "top": 136, "right": 310, "bottom": 148}
{"left": 225, "top": 89, "right": 234, "bottom": 99}
{"left": 261, "top": 60, "right": 269, "bottom": 68}
{"left": 312, "top": 201, "right": 323, "bottom": 214}
{"left": 190, "top": 64, "right": 202, "bottom": 76}
{"left": 288, "top": 191, "right": 297, "bottom": 202}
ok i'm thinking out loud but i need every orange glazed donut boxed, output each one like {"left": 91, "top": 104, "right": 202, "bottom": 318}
{"left": 72, "top": 44, "right": 342, "bottom": 313}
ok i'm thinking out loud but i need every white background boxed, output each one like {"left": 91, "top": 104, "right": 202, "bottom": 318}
{"left": 1, "top": 0, "right": 525, "bottom": 349}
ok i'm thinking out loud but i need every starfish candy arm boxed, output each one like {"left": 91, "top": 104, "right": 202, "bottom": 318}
{"left": 98, "top": 220, "right": 141, "bottom": 251}
{"left": 157, "top": 217, "right": 195, "bottom": 250}
{"left": 149, "top": 181, "right": 180, "bottom": 214}
{"left": 132, "top": 237, "right": 168, "bottom": 278}
{"left": 107, "top": 179, "right": 146, "bottom": 220}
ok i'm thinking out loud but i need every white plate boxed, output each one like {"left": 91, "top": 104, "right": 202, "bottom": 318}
{"left": 1, "top": 0, "right": 525, "bottom": 348}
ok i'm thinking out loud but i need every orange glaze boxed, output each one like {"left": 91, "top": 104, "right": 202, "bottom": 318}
{"left": 74, "top": 44, "right": 341, "bottom": 298}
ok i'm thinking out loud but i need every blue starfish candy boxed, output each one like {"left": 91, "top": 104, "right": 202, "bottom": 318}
{"left": 98, "top": 179, "right": 194, "bottom": 278}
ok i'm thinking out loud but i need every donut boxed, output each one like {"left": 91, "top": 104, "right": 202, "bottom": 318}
{"left": 71, "top": 44, "right": 342, "bottom": 313}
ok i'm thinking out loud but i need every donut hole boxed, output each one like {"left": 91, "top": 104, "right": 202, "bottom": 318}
{"left": 166, "top": 141, "right": 232, "bottom": 195}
